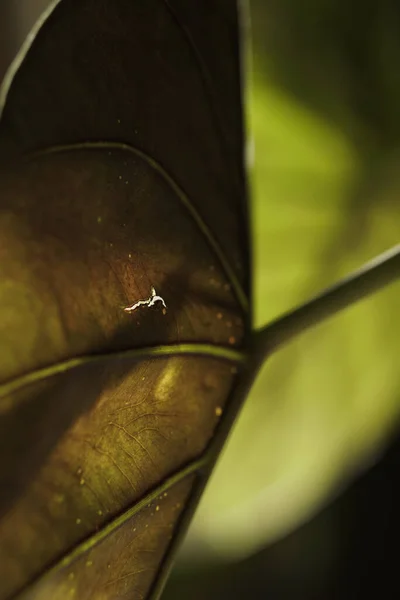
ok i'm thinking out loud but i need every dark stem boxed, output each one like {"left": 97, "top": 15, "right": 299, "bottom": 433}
{"left": 252, "top": 243, "right": 400, "bottom": 362}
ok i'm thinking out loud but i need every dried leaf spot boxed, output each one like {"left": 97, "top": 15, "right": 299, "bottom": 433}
{"left": 124, "top": 287, "right": 167, "bottom": 313}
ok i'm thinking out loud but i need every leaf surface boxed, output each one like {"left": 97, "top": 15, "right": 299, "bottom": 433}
{"left": 0, "top": 1, "right": 250, "bottom": 598}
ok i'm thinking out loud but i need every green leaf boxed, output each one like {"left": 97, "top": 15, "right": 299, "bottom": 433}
{"left": 0, "top": 1, "right": 250, "bottom": 598}
{"left": 182, "top": 75, "right": 400, "bottom": 561}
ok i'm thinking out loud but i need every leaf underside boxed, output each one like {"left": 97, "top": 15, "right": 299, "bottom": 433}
{"left": 0, "top": 1, "right": 250, "bottom": 599}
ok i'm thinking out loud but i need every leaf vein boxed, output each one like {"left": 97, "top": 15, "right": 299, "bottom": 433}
{"left": 25, "top": 141, "right": 248, "bottom": 312}
{"left": 0, "top": 343, "right": 245, "bottom": 400}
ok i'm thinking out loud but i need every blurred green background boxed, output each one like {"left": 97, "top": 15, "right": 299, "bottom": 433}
{"left": 173, "top": 0, "right": 399, "bottom": 566}
{"left": 1, "top": 1, "right": 399, "bottom": 597}
{"left": 167, "top": 0, "right": 400, "bottom": 596}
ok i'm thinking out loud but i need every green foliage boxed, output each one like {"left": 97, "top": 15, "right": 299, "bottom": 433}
{"left": 182, "top": 52, "right": 400, "bottom": 561}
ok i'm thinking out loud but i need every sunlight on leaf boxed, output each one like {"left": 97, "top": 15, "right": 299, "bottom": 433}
{"left": 0, "top": 1, "right": 249, "bottom": 598}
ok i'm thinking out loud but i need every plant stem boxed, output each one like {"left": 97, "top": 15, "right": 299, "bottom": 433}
{"left": 252, "top": 243, "right": 400, "bottom": 362}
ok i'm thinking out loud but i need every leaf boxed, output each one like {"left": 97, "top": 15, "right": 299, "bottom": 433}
{"left": 0, "top": 1, "right": 250, "bottom": 598}
{"left": 182, "top": 74, "right": 400, "bottom": 561}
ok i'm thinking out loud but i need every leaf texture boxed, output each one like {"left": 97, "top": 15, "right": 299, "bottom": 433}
{"left": 0, "top": 1, "right": 249, "bottom": 598}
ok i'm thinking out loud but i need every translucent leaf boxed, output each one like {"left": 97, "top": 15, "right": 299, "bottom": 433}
{"left": 0, "top": 1, "right": 250, "bottom": 598}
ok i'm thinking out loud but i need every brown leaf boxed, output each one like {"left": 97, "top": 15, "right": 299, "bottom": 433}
{"left": 0, "top": 1, "right": 249, "bottom": 598}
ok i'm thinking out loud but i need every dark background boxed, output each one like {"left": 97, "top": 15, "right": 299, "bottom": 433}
{"left": 164, "top": 430, "right": 400, "bottom": 598}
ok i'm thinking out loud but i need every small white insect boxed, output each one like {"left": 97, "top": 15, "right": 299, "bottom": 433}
{"left": 124, "top": 287, "right": 167, "bottom": 313}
